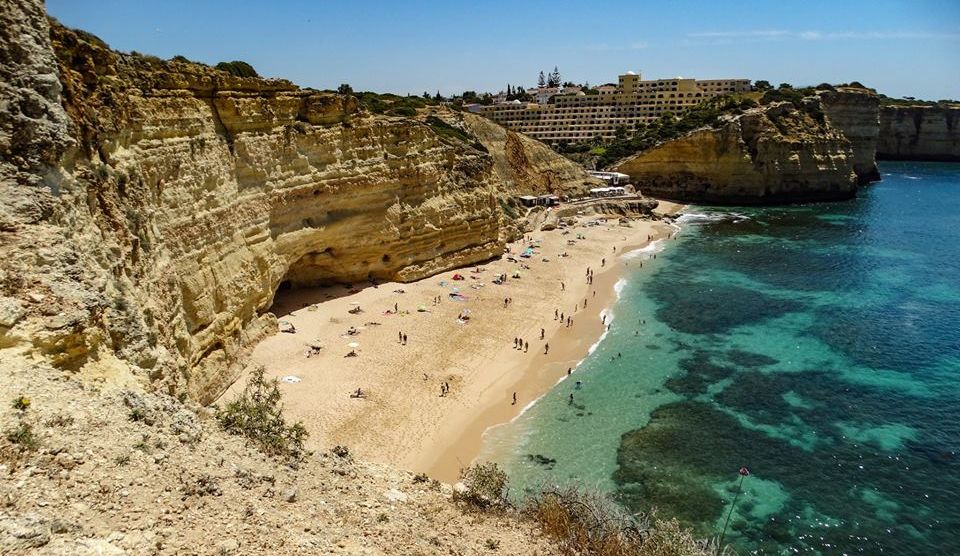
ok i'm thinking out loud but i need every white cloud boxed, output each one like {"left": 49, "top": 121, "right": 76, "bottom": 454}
{"left": 584, "top": 42, "right": 648, "bottom": 52}
{"left": 688, "top": 30, "right": 960, "bottom": 41}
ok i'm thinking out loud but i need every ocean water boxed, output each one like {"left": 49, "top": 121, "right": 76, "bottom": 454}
{"left": 480, "top": 162, "right": 960, "bottom": 554}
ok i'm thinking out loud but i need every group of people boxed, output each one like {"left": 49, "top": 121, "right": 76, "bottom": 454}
{"left": 397, "top": 331, "right": 408, "bottom": 345}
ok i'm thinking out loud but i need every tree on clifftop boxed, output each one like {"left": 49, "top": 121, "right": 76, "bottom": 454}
{"left": 337, "top": 83, "right": 354, "bottom": 95}
{"left": 215, "top": 60, "right": 258, "bottom": 78}
{"left": 538, "top": 71, "right": 546, "bottom": 88}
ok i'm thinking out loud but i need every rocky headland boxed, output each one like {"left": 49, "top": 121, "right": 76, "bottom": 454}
{"left": 878, "top": 104, "right": 960, "bottom": 162}
{"left": 612, "top": 86, "right": 958, "bottom": 204}
{"left": 613, "top": 95, "right": 861, "bottom": 205}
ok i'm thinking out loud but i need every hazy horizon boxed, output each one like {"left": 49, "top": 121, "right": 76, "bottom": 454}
{"left": 47, "top": 0, "right": 959, "bottom": 101}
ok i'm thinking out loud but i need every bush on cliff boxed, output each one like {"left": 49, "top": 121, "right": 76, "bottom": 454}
{"left": 216, "top": 367, "right": 308, "bottom": 459}
{"left": 526, "top": 485, "right": 718, "bottom": 556}
{"left": 455, "top": 462, "right": 509, "bottom": 509}
{"left": 215, "top": 60, "right": 259, "bottom": 78}
{"left": 425, "top": 116, "right": 488, "bottom": 152}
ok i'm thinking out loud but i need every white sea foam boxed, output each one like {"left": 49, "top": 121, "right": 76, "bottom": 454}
{"left": 622, "top": 239, "right": 666, "bottom": 260}
{"left": 479, "top": 217, "right": 685, "bottom": 435}
{"left": 676, "top": 211, "right": 750, "bottom": 224}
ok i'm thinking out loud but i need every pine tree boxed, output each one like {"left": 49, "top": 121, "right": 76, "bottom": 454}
{"left": 547, "top": 66, "right": 561, "bottom": 87}
{"left": 435, "top": 90, "right": 442, "bottom": 101}
{"left": 537, "top": 71, "right": 546, "bottom": 88}
{"left": 507, "top": 84, "right": 512, "bottom": 95}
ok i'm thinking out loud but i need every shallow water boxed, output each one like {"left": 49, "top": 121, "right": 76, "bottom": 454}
{"left": 481, "top": 162, "right": 960, "bottom": 554}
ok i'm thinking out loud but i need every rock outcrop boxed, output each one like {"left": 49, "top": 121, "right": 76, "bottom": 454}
{"left": 819, "top": 87, "right": 881, "bottom": 183}
{"left": 614, "top": 99, "right": 857, "bottom": 205}
{"left": 878, "top": 105, "right": 960, "bottom": 162}
{"left": 461, "top": 112, "right": 600, "bottom": 196}
{"left": 0, "top": 13, "right": 598, "bottom": 403}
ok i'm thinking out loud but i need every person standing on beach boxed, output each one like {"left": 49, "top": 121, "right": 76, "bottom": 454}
{"left": 512, "top": 392, "right": 517, "bottom": 405}
{"left": 394, "top": 303, "right": 398, "bottom": 312}
{"left": 399, "top": 331, "right": 403, "bottom": 343}
{"left": 540, "top": 328, "right": 545, "bottom": 340}
{"left": 402, "top": 333, "right": 407, "bottom": 345}
{"left": 567, "top": 367, "right": 572, "bottom": 376}
{"left": 555, "top": 309, "right": 559, "bottom": 320}
{"left": 524, "top": 341, "right": 529, "bottom": 353}
{"left": 569, "top": 393, "right": 574, "bottom": 404}
{"left": 560, "top": 312, "right": 564, "bottom": 322}
{"left": 561, "top": 282, "right": 565, "bottom": 291}
{"left": 544, "top": 343, "right": 549, "bottom": 355}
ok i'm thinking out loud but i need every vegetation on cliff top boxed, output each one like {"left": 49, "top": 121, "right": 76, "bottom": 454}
{"left": 561, "top": 94, "right": 759, "bottom": 169}
{"left": 455, "top": 462, "right": 718, "bottom": 556}
{"left": 216, "top": 367, "right": 308, "bottom": 459}
{"left": 214, "top": 60, "right": 259, "bottom": 78}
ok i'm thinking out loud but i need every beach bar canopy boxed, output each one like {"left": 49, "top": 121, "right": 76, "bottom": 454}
{"left": 587, "top": 171, "right": 631, "bottom": 185}
{"left": 589, "top": 186, "right": 627, "bottom": 198}
{"left": 518, "top": 195, "right": 538, "bottom": 207}
{"left": 518, "top": 194, "right": 559, "bottom": 207}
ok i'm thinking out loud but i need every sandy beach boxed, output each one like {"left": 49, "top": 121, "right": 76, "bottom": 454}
{"left": 224, "top": 202, "right": 683, "bottom": 483}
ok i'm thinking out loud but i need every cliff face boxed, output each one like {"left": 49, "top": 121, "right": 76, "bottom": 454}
{"left": 819, "top": 87, "right": 881, "bottom": 183}
{"left": 878, "top": 105, "right": 960, "bottom": 161}
{"left": 461, "top": 112, "right": 600, "bottom": 196}
{"left": 0, "top": 15, "right": 595, "bottom": 403}
{"left": 614, "top": 100, "right": 857, "bottom": 205}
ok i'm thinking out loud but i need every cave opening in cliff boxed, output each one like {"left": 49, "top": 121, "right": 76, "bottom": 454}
{"left": 268, "top": 248, "right": 388, "bottom": 318}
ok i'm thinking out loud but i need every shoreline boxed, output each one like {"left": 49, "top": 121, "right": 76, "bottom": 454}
{"left": 225, "top": 201, "right": 684, "bottom": 484}
{"left": 417, "top": 218, "right": 679, "bottom": 482}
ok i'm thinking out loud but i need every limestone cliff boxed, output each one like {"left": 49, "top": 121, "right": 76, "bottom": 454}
{"left": 819, "top": 87, "right": 881, "bottom": 183}
{"left": 0, "top": 13, "right": 596, "bottom": 403}
{"left": 614, "top": 99, "right": 857, "bottom": 205}
{"left": 460, "top": 112, "right": 600, "bottom": 196}
{"left": 878, "top": 105, "right": 960, "bottom": 162}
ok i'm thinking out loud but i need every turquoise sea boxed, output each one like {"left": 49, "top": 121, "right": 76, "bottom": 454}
{"left": 481, "top": 162, "right": 960, "bottom": 554}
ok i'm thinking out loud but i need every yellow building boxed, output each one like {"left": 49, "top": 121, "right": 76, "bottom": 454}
{"left": 474, "top": 71, "right": 750, "bottom": 144}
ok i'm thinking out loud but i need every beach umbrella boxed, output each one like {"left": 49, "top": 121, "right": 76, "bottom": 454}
{"left": 347, "top": 342, "right": 360, "bottom": 348}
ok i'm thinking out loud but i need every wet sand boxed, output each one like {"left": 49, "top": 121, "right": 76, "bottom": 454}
{"left": 223, "top": 203, "right": 683, "bottom": 483}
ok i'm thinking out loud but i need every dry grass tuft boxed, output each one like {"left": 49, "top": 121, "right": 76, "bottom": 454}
{"left": 525, "top": 485, "right": 718, "bottom": 556}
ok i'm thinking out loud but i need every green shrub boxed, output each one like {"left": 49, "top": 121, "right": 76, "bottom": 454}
{"left": 425, "top": 116, "right": 487, "bottom": 151}
{"left": 455, "top": 462, "right": 509, "bottom": 509}
{"left": 216, "top": 367, "right": 308, "bottom": 459}
{"left": 11, "top": 396, "right": 30, "bottom": 411}
{"left": 215, "top": 60, "right": 259, "bottom": 78}
{"left": 5, "top": 422, "right": 37, "bottom": 451}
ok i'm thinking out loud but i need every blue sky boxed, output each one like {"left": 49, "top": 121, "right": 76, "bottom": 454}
{"left": 47, "top": 0, "right": 959, "bottom": 100}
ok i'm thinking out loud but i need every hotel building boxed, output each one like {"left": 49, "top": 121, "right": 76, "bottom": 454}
{"left": 472, "top": 72, "right": 751, "bottom": 144}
